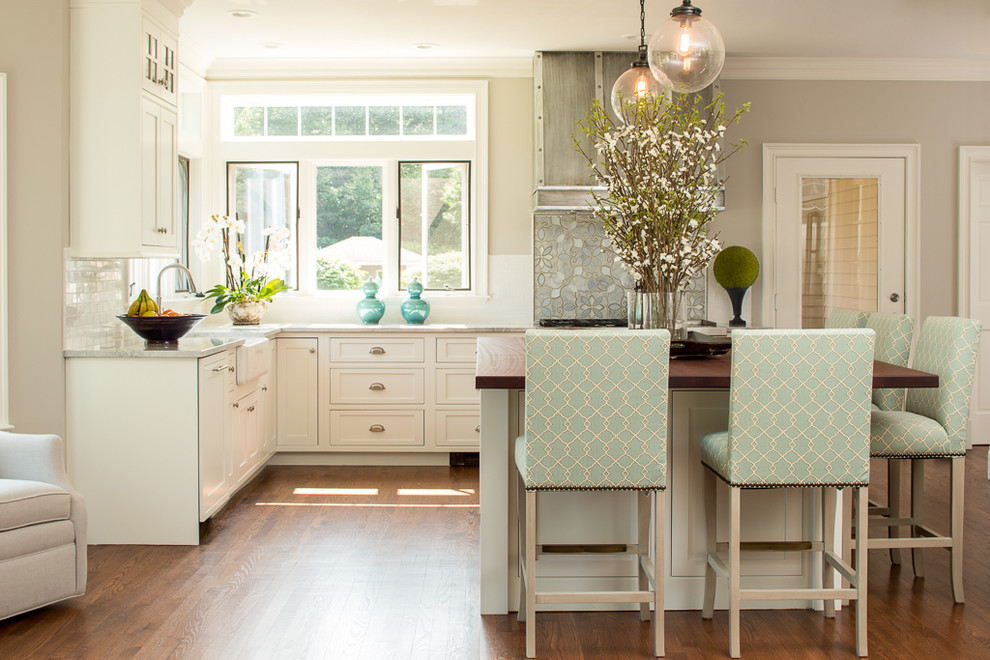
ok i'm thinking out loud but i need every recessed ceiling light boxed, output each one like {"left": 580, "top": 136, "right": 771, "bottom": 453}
{"left": 259, "top": 42, "right": 283, "bottom": 50}
{"left": 415, "top": 42, "right": 439, "bottom": 50}
{"left": 227, "top": 10, "right": 258, "bottom": 19}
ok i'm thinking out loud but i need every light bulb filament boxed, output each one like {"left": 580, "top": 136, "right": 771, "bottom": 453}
{"left": 678, "top": 27, "right": 692, "bottom": 55}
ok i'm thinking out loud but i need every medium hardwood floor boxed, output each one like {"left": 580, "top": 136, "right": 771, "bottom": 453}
{"left": 1, "top": 452, "right": 989, "bottom": 659}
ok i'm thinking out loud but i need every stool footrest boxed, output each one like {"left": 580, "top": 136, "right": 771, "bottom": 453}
{"left": 739, "top": 587, "right": 858, "bottom": 602}
{"left": 536, "top": 590, "right": 656, "bottom": 605}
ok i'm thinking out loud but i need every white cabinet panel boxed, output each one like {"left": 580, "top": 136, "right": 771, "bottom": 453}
{"left": 330, "top": 411, "right": 424, "bottom": 447}
{"left": 437, "top": 337, "right": 478, "bottom": 363}
{"left": 330, "top": 369, "right": 425, "bottom": 405}
{"left": 436, "top": 368, "right": 480, "bottom": 405}
{"left": 330, "top": 337, "right": 425, "bottom": 363}
{"left": 435, "top": 409, "right": 481, "bottom": 448}
{"left": 233, "top": 389, "right": 262, "bottom": 486}
{"left": 277, "top": 337, "right": 319, "bottom": 447}
{"left": 198, "top": 351, "right": 234, "bottom": 522}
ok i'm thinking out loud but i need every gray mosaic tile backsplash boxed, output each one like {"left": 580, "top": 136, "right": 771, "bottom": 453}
{"left": 533, "top": 213, "right": 707, "bottom": 322}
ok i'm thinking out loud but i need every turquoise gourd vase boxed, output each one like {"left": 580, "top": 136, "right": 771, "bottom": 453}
{"left": 356, "top": 280, "right": 385, "bottom": 324}
{"left": 400, "top": 279, "right": 430, "bottom": 324}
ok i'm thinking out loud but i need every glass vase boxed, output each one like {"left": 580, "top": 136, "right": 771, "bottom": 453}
{"left": 640, "top": 292, "right": 662, "bottom": 330}
{"left": 660, "top": 290, "right": 686, "bottom": 339}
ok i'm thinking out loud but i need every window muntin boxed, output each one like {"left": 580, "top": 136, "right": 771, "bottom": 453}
{"left": 398, "top": 161, "right": 470, "bottom": 291}
{"left": 226, "top": 162, "right": 299, "bottom": 288}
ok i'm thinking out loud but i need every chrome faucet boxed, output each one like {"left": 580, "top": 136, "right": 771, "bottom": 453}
{"left": 156, "top": 263, "right": 199, "bottom": 313}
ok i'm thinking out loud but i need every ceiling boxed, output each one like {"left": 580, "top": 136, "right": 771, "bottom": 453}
{"left": 179, "top": 0, "right": 990, "bottom": 73}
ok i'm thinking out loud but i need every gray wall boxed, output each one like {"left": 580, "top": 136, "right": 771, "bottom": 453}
{"left": 716, "top": 79, "right": 990, "bottom": 324}
{"left": 0, "top": 0, "right": 69, "bottom": 435}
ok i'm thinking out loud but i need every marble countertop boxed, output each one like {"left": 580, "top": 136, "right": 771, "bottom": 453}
{"left": 64, "top": 323, "right": 529, "bottom": 358}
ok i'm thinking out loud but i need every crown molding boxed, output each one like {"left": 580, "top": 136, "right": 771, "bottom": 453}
{"left": 721, "top": 57, "right": 990, "bottom": 81}
{"left": 205, "top": 57, "right": 534, "bottom": 81}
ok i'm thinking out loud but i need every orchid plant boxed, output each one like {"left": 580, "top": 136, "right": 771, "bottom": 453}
{"left": 575, "top": 92, "right": 748, "bottom": 325}
{"left": 192, "top": 214, "right": 292, "bottom": 314}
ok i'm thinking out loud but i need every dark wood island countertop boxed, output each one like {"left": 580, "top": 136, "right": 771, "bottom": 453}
{"left": 475, "top": 335, "right": 939, "bottom": 390}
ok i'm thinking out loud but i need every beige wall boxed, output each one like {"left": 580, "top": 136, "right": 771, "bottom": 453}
{"left": 0, "top": 0, "right": 69, "bottom": 435}
{"left": 716, "top": 79, "right": 990, "bottom": 324}
{"left": 487, "top": 76, "right": 533, "bottom": 255}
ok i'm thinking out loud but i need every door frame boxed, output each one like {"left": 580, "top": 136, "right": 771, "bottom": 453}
{"left": 762, "top": 143, "right": 921, "bottom": 327}
{"left": 957, "top": 146, "right": 990, "bottom": 447}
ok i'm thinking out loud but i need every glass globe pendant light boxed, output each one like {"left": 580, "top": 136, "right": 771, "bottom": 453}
{"left": 647, "top": 0, "right": 725, "bottom": 94}
{"left": 610, "top": 0, "right": 666, "bottom": 123}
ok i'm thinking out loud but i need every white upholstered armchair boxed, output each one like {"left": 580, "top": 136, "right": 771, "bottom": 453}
{"left": 0, "top": 431, "right": 87, "bottom": 620}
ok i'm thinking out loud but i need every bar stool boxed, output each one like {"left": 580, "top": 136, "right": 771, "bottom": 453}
{"left": 860, "top": 316, "right": 981, "bottom": 603}
{"left": 825, "top": 308, "right": 868, "bottom": 329}
{"left": 700, "top": 329, "right": 875, "bottom": 658}
{"left": 863, "top": 311, "right": 915, "bottom": 564}
{"left": 516, "top": 328, "right": 670, "bottom": 658}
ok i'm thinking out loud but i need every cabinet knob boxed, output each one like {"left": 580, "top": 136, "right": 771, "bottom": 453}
{"left": 232, "top": 402, "right": 239, "bottom": 409}
{"left": 309, "top": 348, "right": 316, "bottom": 354}
{"left": 261, "top": 386, "right": 268, "bottom": 392}
{"left": 369, "top": 346, "right": 386, "bottom": 355}
{"left": 228, "top": 366, "right": 235, "bottom": 373}
{"left": 369, "top": 382, "right": 386, "bottom": 391}
{"left": 369, "top": 424, "right": 386, "bottom": 433}
{"left": 475, "top": 425, "right": 481, "bottom": 433}
{"left": 247, "top": 405, "right": 256, "bottom": 413}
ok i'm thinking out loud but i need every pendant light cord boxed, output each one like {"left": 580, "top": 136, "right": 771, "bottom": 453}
{"left": 640, "top": 0, "right": 647, "bottom": 48}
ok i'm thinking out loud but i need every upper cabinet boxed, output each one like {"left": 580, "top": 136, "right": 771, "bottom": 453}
{"left": 69, "top": 0, "right": 181, "bottom": 258}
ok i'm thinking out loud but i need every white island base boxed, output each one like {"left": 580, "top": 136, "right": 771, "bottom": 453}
{"left": 480, "top": 389, "right": 828, "bottom": 614}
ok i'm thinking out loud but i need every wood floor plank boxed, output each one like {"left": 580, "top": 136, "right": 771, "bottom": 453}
{"left": 3, "top": 453, "right": 990, "bottom": 658}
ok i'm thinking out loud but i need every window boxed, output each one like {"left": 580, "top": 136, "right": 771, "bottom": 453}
{"left": 226, "top": 162, "right": 299, "bottom": 288}
{"left": 216, "top": 82, "right": 487, "bottom": 298}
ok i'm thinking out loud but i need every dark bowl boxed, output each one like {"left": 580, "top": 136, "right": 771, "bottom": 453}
{"left": 117, "top": 314, "right": 207, "bottom": 344}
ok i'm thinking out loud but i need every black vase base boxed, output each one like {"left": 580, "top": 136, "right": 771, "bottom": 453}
{"left": 729, "top": 317, "right": 747, "bottom": 327}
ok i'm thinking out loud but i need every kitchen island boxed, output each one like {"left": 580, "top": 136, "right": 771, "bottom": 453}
{"left": 475, "top": 335, "right": 937, "bottom": 614}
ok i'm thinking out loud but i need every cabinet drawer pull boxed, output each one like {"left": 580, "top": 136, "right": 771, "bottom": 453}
{"left": 475, "top": 425, "right": 481, "bottom": 433}
{"left": 369, "top": 382, "right": 386, "bottom": 391}
{"left": 247, "top": 405, "right": 256, "bottom": 413}
{"left": 369, "top": 346, "right": 386, "bottom": 355}
{"left": 369, "top": 424, "right": 386, "bottom": 433}
{"left": 232, "top": 402, "right": 239, "bottom": 409}
{"left": 212, "top": 364, "right": 228, "bottom": 372}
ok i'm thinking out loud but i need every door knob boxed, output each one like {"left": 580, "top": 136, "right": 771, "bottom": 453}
{"left": 889, "top": 293, "right": 900, "bottom": 303}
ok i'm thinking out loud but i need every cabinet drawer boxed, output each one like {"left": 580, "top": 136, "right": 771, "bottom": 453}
{"left": 436, "top": 337, "right": 478, "bottom": 363}
{"left": 330, "top": 337, "right": 424, "bottom": 363}
{"left": 436, "top": 368, "right": 480, "bottom": 405}
{"left": 435, "top": 410, "right": 481, "bottom": 448}
{"left": 330, "top": 411, "right": 424, "bottom": 447}
{"left": 330, "top": 369, "right": 424, "bottom": 405}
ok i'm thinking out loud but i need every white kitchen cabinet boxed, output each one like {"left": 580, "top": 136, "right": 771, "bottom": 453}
{"left": 69, "top": 0, "right": 180, "bottom": 257}
{"left": 277, "top": 337, "right": 319, "bottom": 448}
{"left": 198, "top": 351, "right": 235, "bottom": 521}
{"left": 142, "top": 16, "right": 177, "bottom": 105}
{"left": 260, "top": 371, "right": 277, "bottom": 461}
{"left": 233, "top": 388, "right": 262, "bottom": 486}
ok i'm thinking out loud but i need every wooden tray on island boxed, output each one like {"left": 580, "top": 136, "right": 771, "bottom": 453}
{"left": 670, "top": 331, "right": 732, "bottom": 358}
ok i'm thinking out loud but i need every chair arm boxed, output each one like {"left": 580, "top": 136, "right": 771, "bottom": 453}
{"left": 0, "top": 430, "right": 74, "bottom": 490}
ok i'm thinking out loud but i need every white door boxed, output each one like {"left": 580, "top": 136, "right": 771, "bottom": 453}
{"left": 959, "top": 147, "right": 990, "bottom": 448}
{"left": 764, "top": 145, "right": 919, "bottom": 329}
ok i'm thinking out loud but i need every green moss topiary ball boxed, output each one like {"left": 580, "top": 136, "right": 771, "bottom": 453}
{"left": 713, "top": 246, "right": 759, "bottom": 289}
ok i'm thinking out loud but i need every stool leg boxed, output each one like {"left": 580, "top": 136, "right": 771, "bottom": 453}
{"left": 951, "top": 456, "right": 965, "bottom": 604}
{"left": 822, "top": 487, "right": 836, "bottom": 618}
{"left": 525, "top": 490, "right": 537, "bottom": 658}
{"left": 517, "top": 474, "right": 527, "bottom": 623}
{"left": 729, "top": 486, "right": 741, "bottom": 659}
{"left": 855, "top": 487, "right": 869, "bottom": 657}
{"left": 638, "top": 490, "right": 651, "bottom": 621}
{"left": 654, "top": 489, "right": 665, "bottom": 657}
{"left": 910, "top": 459, "right": 925, "bottom": 578}
{"left": 888, "top": 458, "right": 902, "bottom": 565}
{"left": 702, "top": 467, "right": 717, "bottom": 620}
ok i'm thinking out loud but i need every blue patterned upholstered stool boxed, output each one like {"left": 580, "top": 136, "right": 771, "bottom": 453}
{"left": 863, "top": 312, "right": 915, "bottom": 565}
{"left": 700, "top": 329, "right": 875, "bottom": 658}
{"left": 825, "top": 308, "right": 869, "bottom": 330}
{"left": 515, "top": 328, "right": 670, "bottom": 658}
{"left": 859, "top": 316, "right": 981, "bottom": 604}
